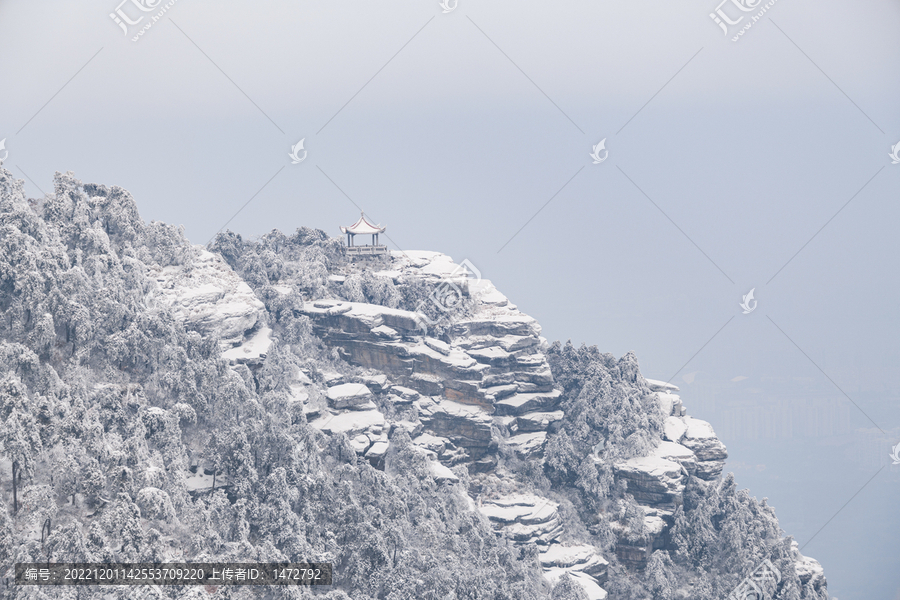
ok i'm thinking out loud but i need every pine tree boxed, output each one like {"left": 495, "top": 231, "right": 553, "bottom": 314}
{"left": 646, "top": 550, "right": 676, "bottom": 600}
{"left": 551, "top": 574, "right": 590, "bottom": 600}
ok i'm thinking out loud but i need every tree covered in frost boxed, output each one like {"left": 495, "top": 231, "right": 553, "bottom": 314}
{"left": 540, "top": 342, "right": 827, "bottom": 600}
{"left": 540, "top": 339, "right": 664, "bottom": 545}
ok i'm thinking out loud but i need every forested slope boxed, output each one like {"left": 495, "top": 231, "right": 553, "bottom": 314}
{"left": 0, "top": 169, "right": 828, "bottom": 600}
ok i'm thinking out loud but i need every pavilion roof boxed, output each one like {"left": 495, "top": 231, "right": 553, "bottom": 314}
{"left": 340, "top": 212, "right": 385, "bottom": 235}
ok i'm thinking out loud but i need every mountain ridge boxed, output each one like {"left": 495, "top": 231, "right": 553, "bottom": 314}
{"left": 0, "top": 169, "right": 828, "bottom": 600}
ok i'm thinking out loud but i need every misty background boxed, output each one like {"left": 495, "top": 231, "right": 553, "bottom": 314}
{"left": 1, "top": 0, "right": 899, "bottom": 597}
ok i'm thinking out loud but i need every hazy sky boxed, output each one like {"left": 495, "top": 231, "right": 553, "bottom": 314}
{"left": 2, "top": 0, "right": 899, "bottom": 596}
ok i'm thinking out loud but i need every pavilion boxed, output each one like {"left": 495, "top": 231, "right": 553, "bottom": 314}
{"left": 341, "top": 211, "right": 388, "bottom": 256}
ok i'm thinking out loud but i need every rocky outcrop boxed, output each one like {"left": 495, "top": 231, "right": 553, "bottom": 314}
{"left": 479, "top": 493, "right": 610, "bottom": 598}
{"left": 609, "top": 381, "right": 730, "bottom": 568}
{"left": 299, "top": 252, "right": 560, "bottom": 470}
{"left": 480, "top": 493, "right": 564, "bottom": 545}
{"left": 610, "top": 506, "right": 671, "bottom": 569}
{"left": 414, "top": 397, "right": 494, "bottom": 460}
{"left": 326, "top": 382, "right": 375, "bottom": 410}
{"left": 679, "top": 417, "right": 728, "bottom": 479}
{"left": 651, "top": 384, "right": 727, "bottom": 481}
{"left": 150, "top": 247, "right": 272, "bottom": 365}
{"left": 792, "top": 541, "right": 827, "bottom": 594}
{"left": 540, "top": 544, "right": 609, "bottom": 582}
{"left": 614, "top": 456, "right": 685, "bottom": 513}
{"left": 0, "top": 166, "right": 830, "bottom": 600}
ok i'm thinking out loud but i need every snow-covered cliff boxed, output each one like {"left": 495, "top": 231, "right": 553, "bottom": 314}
{"left": 0, "top": 169, "right": 830, "bottom": 600}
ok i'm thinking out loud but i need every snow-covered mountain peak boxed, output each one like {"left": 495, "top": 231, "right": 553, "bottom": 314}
{"left": 0, "top": 169, "right": 830, "bottom": 600}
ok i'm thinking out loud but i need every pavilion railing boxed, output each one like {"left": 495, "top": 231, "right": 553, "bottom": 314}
{"left": 346, "top": 245, "right": 388, "bottom": 256}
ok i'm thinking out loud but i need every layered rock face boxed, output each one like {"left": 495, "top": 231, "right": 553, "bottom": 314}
{"left": 610, "top": 379, "right": 730, "bottom": 568}
{"left": 299, "top": 251, "right": 560, "bottom": 470}
{"left": 479, "top": 494, "right": 609, "bottom": 599}
{"left": 290, "top": 251, "right": 731, "bottom": 597}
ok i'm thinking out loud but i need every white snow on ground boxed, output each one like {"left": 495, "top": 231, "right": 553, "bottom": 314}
{"left": 663, "top": 416, "right": 687, "bottom": 442}
{"left": 652, "top": 441, "right": 695, "bottom": 462}
{"left": 479, "top": 494, "right": 558, "bottom": 523}
{"left": 221, "top": 326, "right": 272, "bottom": 362}
{"left": 684, "top": 417, "right": 716, "bottom": 439}
{"left": 543, "top": 569, "right": 608, "bottom": 600}
{"left": 407, "top": 342, "right": 479, "bottom": 369}
{"left": 620, "top": 455, "right": 682, "bottom": 478}
{"left": 326, "top": 383, "right": 372, "bottom": 401}
{"left": 419, "top": 255, "right": 465, "bottom": 277}
{"left": 365, "top": 441, "right": 389, "bottom": 461}
{"left": 349, "top": 435, "right": 371, "bottom": 453}
{"left": 327, "top": 382, "right": 375, "bottom": 409}
{"left": 424, "top": 337, "right": 451, "bottom": 355}
{"left": 321, "top": 371, "right": 345, "bottom": 385}
{"left": 644, "top": 514, "right": 666, "bottom": 536}
{"left": 505, "top": 432, "right": 548, "bottom": 458}
{"left": 413, "top": 433, "right": 450, "bottom": 454}
{"left": 656, "top": 391, "right": 683, "bottom": 417}
{"left": 469, "top": 279, "right": 508, "bottom": 306}
{"left": 539, "top": 544, "right": 609, "bottom": 571}
{"left": 495, "top": 390, "right": 562, "bottom": 414}
{"left": 183, "top": 470, "right": 217, "bottom": 492}
{"left": 645, "top": 378, "right": 679, "bottom": 392}
{"left": 422, "top": 398, "right": 491, "bottom": 420}
{"left": 309, "top": 410, "right": 385, "bottom": 436}
{"left": 390, "top": 250, "right": 448, "bottom": 268}
{"left": 428, "top": 461, "right": 459, "bottom": 483}
{"left": 372, "top": 269, "right": 402, "bottom": 280}
{"left": 303, "top": 300, "right": 422, "bottom": 331}
{"left": 515, "top": 411, "right": 564, "bottom": 431}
